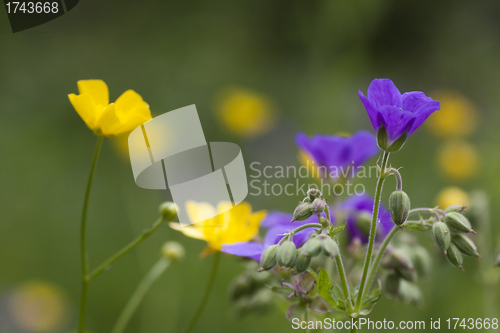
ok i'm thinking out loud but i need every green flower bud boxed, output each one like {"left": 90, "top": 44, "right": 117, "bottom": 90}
{"left": 318, "top": 216, "right": 330, "bottom": 228}
{"left": 300, "top": 236, "right": 322, "bottom": 257}
{"left": 277, "top": 241, "right": 298, "bottom": 268}
{"left": 259, "top": 245, "right": 278, "bottom": 271}
{"left": 399, "top": 280, "right": 424, "bottom": 306}
{"left": 311, "top": 198, "right": 327, "bottom": 215}
{"left": 388, "top": 250, "right": 416, "bottom": 282}
{"left": 446, "top": 243, "right": 464, "bottom": 270}
{"left": 159, "top": 202, "right": 178, "bottom": 221}
{"left": 291, "top": 202, "right": 313, "bottom": 222}
{"left": 432, "top": 222, "right": 451, "bottom": 253}
{"left": 383, "top": 273, "right": 400, "bottom": 299}
{"left": 389, "top": 190, "right": 411, "bottom": 226}
{"left": 445, "top": 212, "right": 475, "bottom": 234}
{"left": 445, "top": 204, "right": 466, "bottom": 213}
{"left": 355, "top": 211, "right": 372, "bottom": 236}
{"left": 452, "top": 234, "right": 480, "bottom": 258}
{"left": 295, "top": 250, "right": 312, "bottom": 273}
{"left": 161, "top": 241, "right": 185, "bottom": 261}
{"left": 377, "top": 126, "right": 408, "bottom": 152}
{"left": 409, "top": 246, "right": 432, "bottom": 280}
{"left": 307, "top": 188, "right": 322, "bottom": 201}
{"left": 320, "top": 235, "right": 339, "bottom": 257}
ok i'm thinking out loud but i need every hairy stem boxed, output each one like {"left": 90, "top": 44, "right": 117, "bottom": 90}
{"left": 183, "top": 251, "right": 221, "bottom": 333}
{"left": 111, "top": 258, "right": 171, "bottom": 333}
{"left": 354, "top": 151, "right": 390, "bottom": 312}
{"left": 78, "top": 136, "right": 104, "bottom": 333}
{"left": 335, "top": 254, "right": 353, "bottom": 311}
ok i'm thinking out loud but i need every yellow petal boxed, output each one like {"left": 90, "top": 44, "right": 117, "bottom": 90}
{"left": 248, "top": 210, "right": 267, "bottom": 229}
{"left": 186, "top": 201, "right": 217, "bottom": 224}
{"left": 115, "top": 90, "right": 148, "bottom": 115}
{"left": 77, "top": 80, "right": 109, "bottom": 107}
{"left": 97, "top": 104, "right": 123, "bottom": 136}
{"left": 68, "top": 93, "right": 97, "bottom": 129}
{"left": 169, "top": 222, "right": 206, "bottom": 240}
{"left": 118, "top": 112, "right": 152, "bottom": 133}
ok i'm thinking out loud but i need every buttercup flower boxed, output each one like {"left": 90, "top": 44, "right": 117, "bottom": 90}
{"left": 216, "top": 87, "right": 276, "bottom": 138}
{"left": 169, "top": 201, "right": 266, "bottom": 254}
{"left": 295, "top": 131, "right": 379, "bottom": 180}
{"left": 358, "top": 78, "right": 440, "bottom": 150}
{"left": 438, "top": 140, "right": 478, "bottom": 180}
{"left": 436, "top": 187, "right": 470, "bottom": 209}
{"left": 222, "top": 211, "right": 328, "bottom": 260}
{"left": 68, "top": 80, "right": 152, "bottom": 136}
{"left": 340, "top": 194, "right": 392, "bottom": 243}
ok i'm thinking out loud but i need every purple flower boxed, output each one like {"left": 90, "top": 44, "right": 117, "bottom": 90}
{"left": 222, "top": 211, "right": 331, "bottom": 260}
{"left": 340, "top": 194, "right": 392, "bottom": 243}
{"left": 295, "top": 131, "right": 379, "bottom": 180}
{"left": 358, "top": 78, "right": 440, "bottom": 149}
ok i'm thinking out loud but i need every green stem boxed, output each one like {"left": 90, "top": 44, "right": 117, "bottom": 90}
{"left": 361, "top": 226, "right": 399, "bottom": 304}
{"left": 350, "top": 317, "right": 358, "bottom": 333}
{"left": 78, "top": 136, "right": 104, "bottom": 333}
{"left": 278, "top": 223, "right": 322, "bottom": 245}
{"left": 183, "top": 251, "right": 221, "bottom": 333}
{"left": 88, "top": 217, "right": 166, "bottom": 281}
{"left": 354, "top": 151, "right": 390, "bottom": 312}
{"left": 335, "top": 254, "right": 353, "bottom": 311}
{"left": 111, "top": 258, "right": 171, "bottom": 333}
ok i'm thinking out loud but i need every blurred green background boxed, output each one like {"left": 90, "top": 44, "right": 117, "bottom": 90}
{"left": 1, "top": 0, "right": 500, "bottom": 332}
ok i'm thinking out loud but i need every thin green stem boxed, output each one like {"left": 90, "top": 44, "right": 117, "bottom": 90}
{"left": 78, "top": 136, "right": 104, "bottom": 333}
{"left": 354, "top": 151, "right": 390, "bottom": 313}
{"left": 350, "top": 317, "right": 358, "bottom": 333}
{"left": 389, "top": 167, "right": 403, "bottom": 191}
{"left": 278, "top": 223, "right": 322, "bottom": 245}
{"left": 335, "top": 254, "right": 353, "bottom": 312}
{"left": 183, "top": 251, "right": 221, "bottom": 333}
{"left": 111, "top": 258, "right": 171, "bottom": 333}
{"left": 361, "top": 226, "right": 399, "bottom": 304}
{"left": 88, "top": 217, "right": 166, "bottom": 281}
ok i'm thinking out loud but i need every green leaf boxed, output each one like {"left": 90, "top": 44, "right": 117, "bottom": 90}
{"left": 359, "top": 281, "right": 382, "bottom": 315}
{"left": 329, "top": 221, "right": 347, "bottom": 239}
{"left": 317, "top": 268, "right": 337, "bottom": 307}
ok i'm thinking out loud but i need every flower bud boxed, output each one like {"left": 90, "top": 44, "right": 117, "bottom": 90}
{"left": 318, "top": 216, "right": 330, "bottom": 228}
{"left": 377, "top": 126, "right": 407, "bottom": 152}
{"left": 295, "top": 250, "right": 312, "bottom": 273}
{"left": 311, "top": 198, "right": 327, "bottom": 215}
{"left": 307, "top": 188, "right": 322, "bottom": 201}
{"left": 159, "top": 202, "right": 178, "bottom": 221}
{"left": 445, "top": 212, "right": 475, "bottom": 233}
{"left": 161, "top": 241, "right": 185, "bottom": 261}
{"left": 387, "top": 249, "right": 416, "bottom": 282}
{"left": 431, "top": 222, "right": 451, "bottom": 253}
{"left": 300, "top": 236, "right": 322, "bottom": 257}
{"left": 319, "top": 235, "right": 339, "bottom": 257}
{"left": 389, "top": 190, "right": 411, "bottom": 226}
{"left": 277, "top": 241, "right": 298, "bottom": 268}
{"left": 354, "top": 211, "right": 372, "bottom": 236}
{"left": 446, "top": 243, "right": 464, "bottom": 270}
{"left": 445, "top": 204, "right": 466, "bottom": 213}
{"left": 259, "top": 245, "right": 279, "bottom": 271}
{"left": 291, "top": 202, "right": 313, "bottom": 222}
{"left": 383, "top": 273, "right": 400, "bottom": 299}
{"left": 409, "top": 246, "right": 432, "bottom": 280}
{"left": 452, "top": 234, "right": 480, "bottom": 258}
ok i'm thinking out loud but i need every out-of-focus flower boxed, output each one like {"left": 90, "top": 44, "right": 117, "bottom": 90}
{"left": 0, "top": 281, "right": 69, "bottom": 333}
{"left": 358, "top": 78, "right": 440, "bottom": 146}
{"left": 222, "top": 211, "right": 329, "bottom": 260}
{"left": 216, "top": 87, "right": 276, "bottom": 138}
{"left": 426, "top": 91, "right": 478, "bottom": 138}
{"left": 340, "top": 194, "right": 392, "bottom": 243}
{"left": 436, "top": 187, "right": 470, "bottom": 209}
{"left": 438, "top": 140, "right": 478, "bottom": 180}
{"left": 68, "top": 80, "right": 152, "bottom": 136}
{"left": 169, "top": 201, "right": 266, "bottom": 254}
{"left": 295, "top": 131, "right": 379, "bottom": 180}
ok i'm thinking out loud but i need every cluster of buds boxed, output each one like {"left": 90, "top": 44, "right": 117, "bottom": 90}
{"left": 291, "top": 188, "right": 327, "bottom": 222}
{"left": 430, "top": 206, "right": 479, "bottom": 270}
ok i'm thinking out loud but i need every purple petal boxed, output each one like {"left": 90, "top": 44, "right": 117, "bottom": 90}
{"left": 378, "top": 105, "right": 416, "bottom": 142}
{"left": 401, "top": 91, "right": 433, "bottom": 113}
{"left": 260, "top": 211, "right": 293, "bottom": 228}
{"left": 350, "top": 131, "right": 380, "bottom": 167}
{"left": 221, "top": 242, "right": 265, "bottom": 261}
{"left": 366, "top": 79, "right": 402, "bottom": 109}
{"left": 407, "top": 100, "right": 440, "bottom": 136}
{"left": 264, "top": 224, "right": 316, "bottom": 248}
{"left": 358, "top": 91, "right": 379, "bottom": 131}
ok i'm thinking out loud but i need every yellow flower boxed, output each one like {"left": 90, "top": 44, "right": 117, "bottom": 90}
{"left": 170, "top": 201, "right": 266, "bottom": 253}
{"left": 68, "top": 80, "right": 152, "bottom": 136}
{"left": 437, "top": 140, "right": 478, "bottom": 180}
{"left": 436, "top": 186, "right": 470, "bottom": 209}
{"left": 426, "top": 91, "right": 477, "bottom": 138}
{"left": 216, "top": 87, "right": 276, "bottom": 138}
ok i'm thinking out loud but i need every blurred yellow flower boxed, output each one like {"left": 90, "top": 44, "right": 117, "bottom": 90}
{"left": 170, "top": 201, "right": 266, "bottom": 253}
{"left": 426, "top": 91, "right": 477, "bottom": 138}
{"left": 438, "top": 140, "right": 479, "bottom": 180}
{"left": 68, "top": 80, "right": 152, "bottom": 137}
{"left": 436, "top": 186, "right": 470, "bottom": 209}
{"left": 7, "top": 281, "right": 68, "bottom": 332}
{"left": 216, "top": 87, "right": 276, "bottom": 138}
